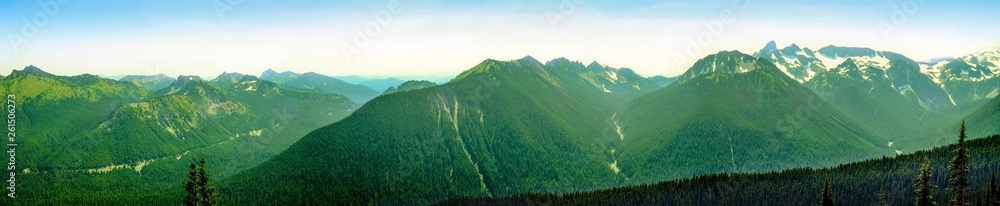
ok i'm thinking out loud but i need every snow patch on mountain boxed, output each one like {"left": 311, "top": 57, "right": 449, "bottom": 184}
{"left": 850, "top": 54, "right": 891, "bottom": 69}
{"left": 987, "top": 88, "right": 1000, "bottom": 99}
{"left": 769, "top": 53, "right": 795, "bottom": 78}
{"left": 816, "top": 53, "right": 846, "bottom": 71}
{"left": 795, "top": 50, "right": 813, "bottom": 58}
{"left": 919, "top": 62, "right": 943, "bottom": 84}
{"left": 609, "top": 160, "right": 621, "bottom": 174}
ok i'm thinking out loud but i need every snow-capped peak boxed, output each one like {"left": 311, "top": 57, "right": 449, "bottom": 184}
{"left": 923, "top": 47, "right": 1000, "bottom": 82}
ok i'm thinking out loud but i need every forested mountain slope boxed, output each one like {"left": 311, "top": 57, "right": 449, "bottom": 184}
{"left": 437, "top": 134, "right": 1000, "bottom": 205}
{"left": 221, "top": 56, "right": 662, "bottom": 205}
{"left": 0, "top": 70, "right": 358, "bottom": 205}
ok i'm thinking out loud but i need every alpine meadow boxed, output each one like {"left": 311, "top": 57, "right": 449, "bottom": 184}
{"left": 1, "top": 0, "right": 999, "bottom": 205}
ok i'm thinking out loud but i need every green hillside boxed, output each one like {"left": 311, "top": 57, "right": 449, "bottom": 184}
{"left": 41, "top": 75, "right": 254, "bottom": 169}
{"left": 966, "top": 97, "right": 1000, "bottom": 138}
{"left": 0, "top": 70, "right": 358, "bottom": 205}
{"left": 0, "top": 66, "right": 150, "bottom": 171}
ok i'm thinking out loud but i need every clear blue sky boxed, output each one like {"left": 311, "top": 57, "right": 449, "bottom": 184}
{"left": 1, "top": 0, "right": 998, "bottom": 78}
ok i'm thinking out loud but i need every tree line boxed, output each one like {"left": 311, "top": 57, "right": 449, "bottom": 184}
{"left": 435, "top": 122, "right": 1000, "bottom": 205}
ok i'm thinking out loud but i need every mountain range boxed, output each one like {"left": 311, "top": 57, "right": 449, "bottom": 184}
{"left": 621, "top": 51, "right": 890, "bottom": 183}
{"left": 926, "top": 49, "right": 1000, "bottom": 106}
{"left": 756, "top": 41, "right": 997, "bottom": 151}
{"left": 0, "top": 66, "right": 358, "bottom": 204}
{"left": 260, "top": 69, "right": 381, "bottom": 103}
{"left": 119, "top": 74, "right": 175, "bottom": 90}
{"left": 222, "top": 56, "right": 655, "bottom": 204}
{"left": 217, "top": 50, "right": 958, "bottom": 205}
{"left": 2, "top": 42, "right": 999, "bottom": 205}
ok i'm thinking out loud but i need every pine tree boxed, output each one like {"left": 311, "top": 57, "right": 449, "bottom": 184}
{"left": 880, "top": 188, "right": 889, "bottom": 206}
{"left": 198, "top": 157, "right": 218, "bottom": 206}
{"left": 184, "top": 161, "right": 199, "bottom": 205}
{"left": 989, "top": 170, "right": 999, "bottom": 206}
{"left": 183, "top": 156, "right": 217, "bottom": 206}
{"left": 949, "top": 121, "right": 970, "bottom": 206}
{"left": 821, "top": 178, "right": 834, "bottom": 206}
{"left": 980, "top": 190, "right": 990, "bottom": 206}
{"left": 916, "top": 157, "right": 937, "bottom": 206}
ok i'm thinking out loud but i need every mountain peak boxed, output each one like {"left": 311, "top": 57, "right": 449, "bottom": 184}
{"left": 519, "top": 55, "right": 538, "bottom": 62}
{"left": 455, "top": 56, "right": 551, "bottom": 82}
{"left": 301, "top": 72, "right": 327, "bottom": 78}
{"left": 262, "top": 68, "right": 277, "bottom": 75}
{"left": 763, "top": 41, "right": 778, "bottom": 52}
{"left": 587, "top": 61, "right": 603, "bottom": 68}
{"left": 785, "top": 43, "right": 801, "bottom": 51}
{"left": 382, "top": 80, "right": 438, "bottom": 95}
{"left": 543, "top": 57, "right": 589, "bottom": 73}
{"left": 261, "top": 68, "right": 278, "bottom": 78}
{"left": 817, "top": 45, "right": 877, "bottom": 58}
{"left": 212, "top": 72, "right": 258, "bottom": 86}
{"left": 217, "top": 72, "right": 248, "bottom": 78}
{"left": 175, "top": 75, "right": 206, "bottom": 86}
{"left": 155, "top": 75, "right": 231, "bottom": 99}
{"left": 120, "top": 73, "right": 175, "bottom": 90}
{"left": 754, "top": 41, "right": 780, "bottom": 57}
{"left": 516, "top": 55, "right": 543, "bottom": 66}
{"left": 675, "top": 50, "right": 782, "bottom": 83}
{"left": 585, "top": 61, "right": 610, "bottom": 73}
{"left": 17, "top": 65, "right": 54, "bottom": 76}
{"left": 24, "top": 65, "right": 45, "bottom": 72}
{"left": 778, "top": 43, "right": 803, "bottom": 56}
{"left": 839, "top": 58, "right": 859, "bottom": 69}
